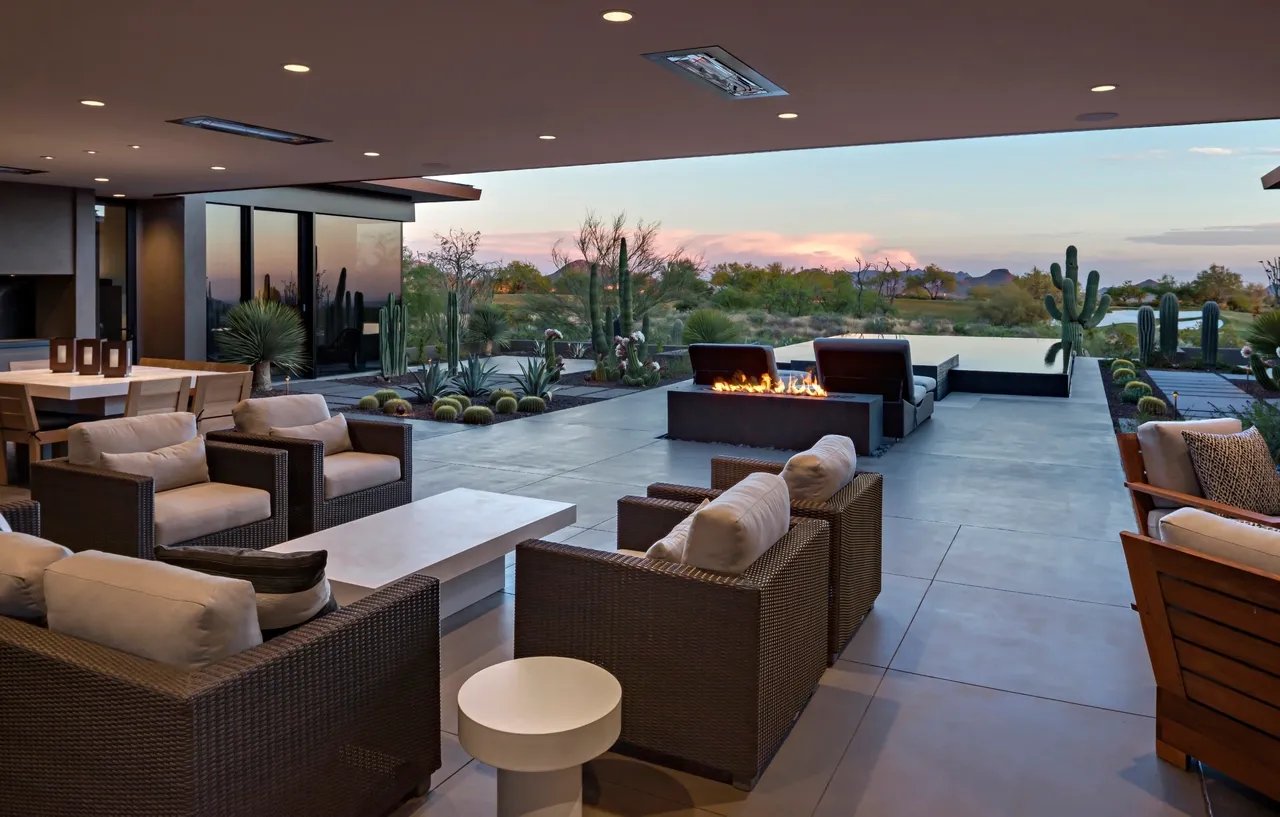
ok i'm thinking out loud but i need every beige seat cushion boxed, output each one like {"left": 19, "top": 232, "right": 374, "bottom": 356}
{"left": 645, "top": 498, "right": 710, "bottom": 562}
{"left": 270, "top": 413, "right": 353, "bottom": 456}
{"left": 101, "top": 436, "right": 210, "bottom": 492}
{"left": 1136, "top": 418, "right": 1242, "bottom": 508}
{"left": 1147, "top": 508, "right": 1176, "bottom": 540}
{"left": 154, "top": 482, "right": 272, "bottom": 546}
{"left": 0, "top": 533, "right": 72, "bottom": 620}
{"left": 781, "top": 435, "right": 857, "bottom": 503}
{"left": 685, "top": 472, "right": 791, "bottom": 575}
{"left": 323, "top": 452, "right": 402, "bottom": 500}
{"left": 1158, "top": 508, "right": 1280, "bottom": 576}
{"left": 233, "top": 394, "right": 330, "bottom": 435}
{"left": 44, "top": 550, "right": 261, "bottom": 670}
{"left": 68, "top": 412, "right": 197, "bottom": 466}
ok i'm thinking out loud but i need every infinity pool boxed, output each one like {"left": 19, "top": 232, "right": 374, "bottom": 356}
{"left": 775, "top": 334, "right": 1060, "bottom": 374}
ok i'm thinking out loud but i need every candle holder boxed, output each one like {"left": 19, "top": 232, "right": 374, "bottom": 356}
{"left": 102, "top": 340, "right": 132, "bottom": 378}
{"left": 49, "top": 337, "right": 76, "bottom": 373}
{"left": 75, "top": 339, "right": 102, "bottom": 376}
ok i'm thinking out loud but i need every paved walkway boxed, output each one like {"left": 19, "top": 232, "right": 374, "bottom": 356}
{"left": 1144, "top": 369, "right": 1256, "bottom": 417}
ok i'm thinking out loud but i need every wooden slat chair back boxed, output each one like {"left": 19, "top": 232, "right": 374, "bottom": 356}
{"left": 140, "top": 357, "right": 250, "bottom": 374}
{"left": 191, "top": 371, "right": 252, "bottom": 433}
{"left": 1122, "top": 530, "right": 1280, "bottom": 801}
{"left": 0, "top": 383, "right": 67, "bottom": 485}
{"left": 124, "top": 377, "right": 190, "bottom": 418}
{"left": 8, "top": 359, "right": 47, "bottom": 372}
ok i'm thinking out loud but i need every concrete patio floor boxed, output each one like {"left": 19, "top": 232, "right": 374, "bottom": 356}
{"left": 389, "top": 364, "right": 1279, "bottom": 817}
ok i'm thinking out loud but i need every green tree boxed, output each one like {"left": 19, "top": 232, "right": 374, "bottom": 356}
{"left": 494, "top": 260, "right": 550, "bottom": 293}
{"left": 917, "top": 264, "right": 957, "bottom": 300}
{"left": 1014, "top": 266, "right": 1055, "bottom": 302}
{"left": 976, "top": 285, "right": 1047, "bottom": 327}
{"left": 1193, "top": 263, "right": 1243, "bottom": 304}
{"left": 401, "top": 247, "right": 448, "bottom": 357}
{"left": 1105, "top": 280, "right": 1143, "bottom": 306}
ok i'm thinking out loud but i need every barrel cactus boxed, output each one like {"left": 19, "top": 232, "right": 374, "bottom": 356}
{"left": 1201, "top": 301, "right": 1220, "bottom": 368}
{"left": 1112, "top": 367, "right": 1136, "bottom": 385}
{"left": 1159, "top": 293, "right": 1180, "bottom": 358}
{"left": 1043, "top": 246, "right": 1110, "bottom": 374}
{"left": 357, "top": 395, "right": 379, "bottom": 410}
{"left": 433, "top": 396, "right": 461, "bottom": 412}
{"left": 489, "top": 388, "right": 517, "bottom": 406}
{"left": 495, "top": 396, "right": 518, "bottom": 414}
{"left": 1110, "top": 358, "right": 1134, "bottom": 372}
{"left": 450, "top": 394, "right": 472, "bottom": 409}
{"left": 1137, "top": 395, "right": 1168, "bottom": 416}
{"left": 1122, "top": 380, "right": 1152, "bottom": 402}
{"left": 518, "top": 395, "right": 547, "bottom": 414}
{"left": 372, "top": 388, "right": 400, "bottom": 407}
{"left": 383, "top": 398, "right": 413, "bottom": 416}
{"left": 1137, "top": 305, "right": 1156, "bottom": 365}
{"left": 433, "top": 404, "right": 459, "bottom": 422}
{"left": 462, "top": 405, "right": 495, "bottom": 425}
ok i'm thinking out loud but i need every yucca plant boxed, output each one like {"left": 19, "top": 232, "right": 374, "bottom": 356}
{"left": 465, "top": 303, "right": 511, "bottom": 356}
{"left": 513, "top": 357, "right": 556, "bottom": 401}
{"left": 1244, "top": 311, "right": 1280, "bottom": 359}
{"left": 217, "top": 299, "right": 307, "bottom": 390}
{"left": 450, "top": 356, "right": 499, "bottom": 399}
{"left": 681, "top": 309, "right": 742, "bottom": 344}
{"left": 407, "top": 361, "right": 456, "bottom": 403}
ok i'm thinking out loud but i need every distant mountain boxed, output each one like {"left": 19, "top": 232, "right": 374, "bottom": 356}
{"left": 546, "top": 260, "right": 589, "bottom": 283}
{"left": 955, "top": 268, "right": 1015, "bottom": 296}
{"left": 1134, "top": 278, "right": 1161, "bottom": 289}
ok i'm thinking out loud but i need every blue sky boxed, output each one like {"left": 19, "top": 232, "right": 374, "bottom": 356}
{"left": 404, "top": 119, "right": 1280, "bottom": 284}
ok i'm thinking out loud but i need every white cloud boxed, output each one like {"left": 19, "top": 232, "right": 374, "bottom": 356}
{"left": 1187, "top": 146, "right": 1280, "bottom": 157}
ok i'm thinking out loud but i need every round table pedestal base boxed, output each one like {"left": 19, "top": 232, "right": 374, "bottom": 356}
{"left": 497, "top": 766, "right": 582, "bottom": 817}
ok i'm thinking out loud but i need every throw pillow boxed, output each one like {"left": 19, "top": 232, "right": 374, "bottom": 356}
{"left": 685, "top": 472, "right": 791, "bottom": 574}
{"left": 270, "top": 413, "right": 353, "bottom": 456}
{"left": 1182, "top": 427, "right": 1280, "bottom": 515}
{"left": 154, "top": 545, "right": 337, "bottom": 639}
{"left": 645, "top": 499, "right": 710, "bottom": 562}
{"left": 100, "top": 435, "right": 210, "bottom": 493}
{"left": 0, "top": 532, "right": 73, "bottom": 620}
{"left": 781, "top": 435, "right": 857, "bottom": 503}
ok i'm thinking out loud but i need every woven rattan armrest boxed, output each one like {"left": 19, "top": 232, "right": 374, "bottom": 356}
{"left": 615, "top": 495, "right": 703, "bottom": 551}
{"left": 346, "top": 418, "right": 412, "bottom": 469}
{"left": 205, "top": 440, "right": 287, "bottom": 510}
{"left": 710, "top": 455, "right": 785, "bottom": 490}
{"left": 30, "top": 459, "right": 153, "bottom": 556}
{"left": 0, "top": 499, "right": 40, "bottom": 536}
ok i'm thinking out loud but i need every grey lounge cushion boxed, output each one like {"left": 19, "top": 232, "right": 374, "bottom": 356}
{"left": 914, "top": 375, "right": 937, "bottom": 393}
{"left": 645, "top": 498, "right": 709, "bottom": 562}
{"left": 0, "top": 533, "right": 72, "bottom": 620}
{"left": 911, "top": 384, "right": 928, "bottom": 407}
{"left": 782, "top": 434, "right": 857, "bottom": 503}
{"left": 44, "top": 550, "right": 262, "bottom": 670}
{"left": 154, "top": 482, "right": 272, "bottom": 546}
{"left": 1182, "top": 427, "right": 1280, "bottom": 516}
{"left": 68, "top": 412, "right": 197, "bottom": 466}
{"left": 270, "top": 413, "right": 353, "bottom": 456}
{"left": 684, "top": 472, "right": 791, "bottom": 575}
{"left": 1136, "top": 418, "right": 1243, "bottom": 508}
{"left": 323, "top": 451, "right": 401, "bottom": 500}
{"left": 1159, "top": 508, "right": 1280, "bottom": 575}
{"left": 233, "top": 394, "right": 330, "bottom": 435}
{"left": 101, "top": 435, "right": 210, "bottom": 492}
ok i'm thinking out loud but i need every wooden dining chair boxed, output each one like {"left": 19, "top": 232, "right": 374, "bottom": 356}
{"left": 191, "top": 370, "right": 252, "bottom": 433}
{"left": 139, "top": 357, "right": 251, "bottom": 374}
{"left": 0, "top": 383, "right": 71, "bottom": 485}
{"left": 8, "top": 359, "right": 48, "bottom": 372}
{"left": 124, "top": 377, "right": 190, "bottom": 418}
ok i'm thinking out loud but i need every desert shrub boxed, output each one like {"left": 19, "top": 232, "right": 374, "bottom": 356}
{"left": 711, "top": 286, "right": 758, "bottom": 311}
{"left": 357, "top": 395, "right": 379, "bottom": 409}
{"left": 433, "top": 404, "right": 459, "bottom": 422}
{"left": 462, "top": 405, "right": 495, "bottom": 425}
{"left": 682, "top": 309, "right": 742, "bottom": 344}
{"left": 495, "top": 396, "right": 518, "bottom": 414}
{"left": 518, "top": 395, "right": 547, "bottom": 413}
{"left": 975, "top": 285, "right": 1048, "bottom": 327}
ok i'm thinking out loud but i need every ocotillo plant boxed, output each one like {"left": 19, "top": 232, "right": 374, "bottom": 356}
{"left": 1201, "top": 301, "right": 1220, "bottom": 369}
{"left": 1137, "top": 305, "right": 1156, "bottom": 365}
{"left": 1159, "top": 292, "right": 1180, "bottom": 358}
{"left": 588, "top": 263, "right": 607, "bottom": 358}
{"left": 618, "top": 237, "right": 633, "bottom": 335}
{"left": 1043, "top": 246, "right": 1110, "bottom": 374}
{"left": 445, "top": 290, "right": 461, "bottom": 375}
{"left": 378, "top": 293, "right": 408, "bottom": 377}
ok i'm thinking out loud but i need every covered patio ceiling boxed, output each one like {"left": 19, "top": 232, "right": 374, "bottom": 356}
{"left": 3, "top": 0, "right": 1279, "bottom": 198}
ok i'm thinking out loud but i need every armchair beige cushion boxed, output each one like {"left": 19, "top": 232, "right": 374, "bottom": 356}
{"left": 645, "top": 498, "right": 710, "bottom": 562}
{"left": 154, "top": 482, "right": 272, "bottom": 547}
{"left": 685, "top": 472, "right": 791, "bottom": 574}
{"left": 1136, "top": 418, "right": 1243, "bottom": 508}
{"left": 781, "top": 434, "right": 857, "bottom": 503}
{"left": 270, "top": 413, "right": 353, "bottom": 456}
{"left": 1158, "top": 507, "right": 1280, "bottom": 575}
{"left": 68, "top": 412, "right": 197, "bottom": 466}
{"left": 101, "top": 436, "right": 210, "bottom": 492}
{"left": 323, "top": 452, "right": 402, "bottom": 500}
{"left": 0, "top": 533, "right": 72, "bottom": 620}
{"left": 44, "top": 550, "right": 261, "bottom": 670}
{"left": 233, "top": 394, "right": 330, "bottom": 435}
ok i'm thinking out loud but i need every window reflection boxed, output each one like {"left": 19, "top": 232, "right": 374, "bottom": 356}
{"left": 205, "top": 204, "right": 241, "bottom": 360}
{"left": 253, "top": 210, "right": 299, "bottom": 306}
{"left": 314, "top": 215, "right": 401, "bottom": 373}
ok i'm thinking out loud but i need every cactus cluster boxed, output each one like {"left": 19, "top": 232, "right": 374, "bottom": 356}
{"left": 1137, "top": 395, "right": 1168, "bottom": 416}
{"left": 383, "top": 398, "right": 413, "bottom": 416}
{"left": 445, "top": 290, "right": 461, "bottom": 375}
{"left": 379, "top": 293, "right": 408, "bottom": 377}
{"left": 1201, "top": 301, "right": 1220, "bottom": 368}
{"left": 1159, "top": 293, "right": 1180, "bottom": 358}
{"left": 372, "top": 388, "right": 401, "bottom": 407}
{"left": 322, "top": 268, "right": 366, "bottom": 368}
{"left": 357, "top": 395, "right": 380, "bottom": 410}
{"left": 1043, "top": 246, "right": 1110, "bottom": 374}
{"left": 605, "top": 306, "right": 617, "bottom": 340}
{"left": 462, "top": 405, "right": 495, "bottom": 425}
{"left": 489, "top": 388, "right": 517, "bottom": 406}
{"left": 588, "top": 263, "right": 607, "bottom": 359}
{"left": 618, "top": 237, "right": 633, "bottom": 335}
{"left": 495, "top": 396, "right": 518, "bottom": 414}
{"left": 433, "top": 404, "right": 459, "bottom": 422}
{"left": 518, "top": 395, "right": 546, "bottom": 414}
{"left": 1137, "top": 306, "right": 1156, "bottom": 365}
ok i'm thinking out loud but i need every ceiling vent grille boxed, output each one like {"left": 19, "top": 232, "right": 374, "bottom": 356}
{"left": 0, "top": 165, "right": 48, "bottom": 175}
{"left": 168, "top": 116, "right": 330, "bottom": 145}
{"left": 643, "top": 46, "right": 787, "bottom": 99}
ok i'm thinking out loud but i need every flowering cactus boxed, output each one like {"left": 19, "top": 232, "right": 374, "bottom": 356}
{"left": 543, "top": 328, "right": 564, "bottom": 382}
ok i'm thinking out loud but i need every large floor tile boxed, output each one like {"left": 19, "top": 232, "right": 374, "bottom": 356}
{"left": 812, "top": 671, "right": 1205, "bottom": 817}
{"left": 438, "top": 594, "right": 513, "bottom": 735}
{"left": 507, "top": 475, "right": 648, "bottom": 528}
{"left": 412, "top": 462, "right": 546, "bottom": 499}
{"left": 413, "top": 420, "right": 660, "bottom": 474}
{"left": 564, "top": 527, "right": 620, "bottom": 551}
{"left": 935, "top": 525, "right": 1135, "bottom": 607}
{"left": 882, "top": 516, "right": 958, "bottom": 579}
{"left": 588, "top": 662, "right": 885, "bottom": 817}
{"left": 890, "top": 581, "right": 1155, "bottom": 716}
{"left": 839, "top": 573, "right": 930, "bottom": 668}
{"left": 1201, "top": 764, "right": 1280, "bottom": 816}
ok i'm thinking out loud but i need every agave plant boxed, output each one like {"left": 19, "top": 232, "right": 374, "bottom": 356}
{"left": 1244, "top": 311, "right": 1280, "bottom": 358}
{"left": 407, "top": 360, "right": 456, "bottom": 403}
{"left": 465, "top": 303, "right": 511, "bottom": 356}
{"left": 450, "top": 356, "right": 500, "bottom": 399}
{"left": 513, "top": 357, "right": 556, "bottom": 401}
{"left": 217, "top": 299, "right": 307, "bottom": 390}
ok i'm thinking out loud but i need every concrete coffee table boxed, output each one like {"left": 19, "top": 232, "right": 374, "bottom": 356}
{"left": 458, "top": 657, "right": 621, "bottom": 817}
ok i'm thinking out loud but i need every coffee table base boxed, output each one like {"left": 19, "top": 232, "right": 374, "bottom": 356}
{"left": 439, "top": 556, "right": 506, "bottom": 618}
{"left": 498, "top": 766, "right": 582, "bottom": 817}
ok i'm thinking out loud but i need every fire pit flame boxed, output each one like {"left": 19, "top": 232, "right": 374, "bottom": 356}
{"left": 711, "top": 371, "right": 828, "bottom": 398}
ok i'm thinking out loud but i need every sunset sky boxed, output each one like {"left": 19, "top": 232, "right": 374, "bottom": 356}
{"left": 404, "top": 119, "right": 1280, "bottom": 284}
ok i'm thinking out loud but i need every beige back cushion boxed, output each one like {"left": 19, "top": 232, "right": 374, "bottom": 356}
{"left": 233, "top": 394, "right": 330, "bottom": 435}
{"left": 1159, "top": 508, "right": 1280, "bottom": 576}
{"left": 68, "top": 412, "right": 198, "bottom": 466}
{"left": 685, "top": 472, "right": 791, "bottom": 574}
{"left": 646, "top": 498, "right": 710, "bottom": 562}
{"left": 101, "top": 436, "right": 210, "bottom": 492}
{"left": 1136, "top": 418, "right": 1243, "bottom": 508}
{"left": 270, "top": 413, "right": 353, "bottom": 456}
{"left": 44, "top": 550, "right": 262, "bottom": 670}
{"left": 781, "top": 435, "right": 857, "bottom": 503}
{"left": 0, "top": 532, "right": 73, "bottom": 620}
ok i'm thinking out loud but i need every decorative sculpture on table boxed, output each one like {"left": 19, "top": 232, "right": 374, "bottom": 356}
{"left": 102, "top": 340, "right": 132, "bottom": 378}
{"left": 74, "top": 339, "right": 101, "bottom": 376}
{"left": 49, "top": 337, "right": 75, "bottom": 373}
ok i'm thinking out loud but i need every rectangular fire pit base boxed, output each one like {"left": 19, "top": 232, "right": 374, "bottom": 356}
{"left": 667, "top": 383, "right": 884, "bottom": 454}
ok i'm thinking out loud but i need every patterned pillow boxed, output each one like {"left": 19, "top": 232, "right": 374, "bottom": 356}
{"left": 1181, "top": 427, "right": 1280, "bottom": 515}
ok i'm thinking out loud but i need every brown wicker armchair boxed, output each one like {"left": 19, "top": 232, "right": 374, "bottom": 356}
{"left": 515, "top": 495, "right": 830, "bottom": 790}
{"left": 0, "top": 499, "right": 40, "bottom": 536}
{"left": 0, "top": 573, "right": 441, "bottom": 817}
{"left": 649, "top": 455, "right": 883, "bottom": 661}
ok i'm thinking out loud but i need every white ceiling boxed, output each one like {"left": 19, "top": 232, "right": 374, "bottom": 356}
{"left": 4, "top": 0, "right": 1279, "bottom": 198}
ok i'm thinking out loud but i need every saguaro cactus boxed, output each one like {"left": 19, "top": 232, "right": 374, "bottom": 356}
{"left": 1201, "top": 301, "right": 1220, "bottom": 368}
{"left": 605, "top": 306, "right": 617, "bottom": 340}
{"left": 618, "top": 237, "right": 633, "bottom": 335}
{"left": 446, "top": 290, "right": 461, "bottom": 375}
{"left": 588, "top": 263, "right": 607, "bottom": 357}
{"left": 1137, "top": 305, "right": 1156, "bottom": 365}
{"left": 378, "top": 293, "right": 408, "bottom": 377}
{"left": 1159, "top": 292, "right": 1180, "bottom": 358}
{"left": 1043, "top": 246, "right": 1110, "bottom": 374}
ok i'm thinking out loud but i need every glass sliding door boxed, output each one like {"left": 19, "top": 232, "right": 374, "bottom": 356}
{"left": 96, "top": 203, "right": 129, "bottom": 342}
{"left": 205, "top": 203, "right": 242, "bottom": 360}
{"left": 314, "top": 214, "right": 402, "bottom": 375}
{"left": 253, "top": 210, "right": 300, "bottom": 306}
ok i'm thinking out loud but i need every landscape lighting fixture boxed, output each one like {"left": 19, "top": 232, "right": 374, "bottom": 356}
{"left": 644, "top": 46, "right": 787, "bottom": 99}
{"left": 169, "top": 115, "right": 330, "bottom": 145}
{"left": 282, "top": 63, "right": 311, "bottom": 73}
{"left": 602, "top": 10, "right": 633, "bottom": 22}
{"left": 1091, "top": 84, "right": 1117, "bottom": 92}
{"left": 79, "top": 99, "right": 105, "bottom": 107}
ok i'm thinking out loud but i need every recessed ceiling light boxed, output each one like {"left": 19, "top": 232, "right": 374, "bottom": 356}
{"left": 539, "top": 135, "right": 557, "bottom": 140}
{"left": 79, "top": 99, "right": 105, "bottom": 107}
{"left": 363, "top": 151, "right": 380, "bottom": 157}
{"left": 93, "top": 177, "right": 109, "bottom": 182}
{"left": 1091, "top": 84, "right": 1117, "bottom": 93}
{"left": 84, "top": 150, "right": 96, "bottom": 154}
{"left": 128, "top": 144, "right": 141, "bottom": 149}
{"left": 602, "top": 10, "right": 633, "bottom": 22}
{"left": 112, "top": 193, "right": 125, "bottom": 198}
{"left": 777, "top": 112, "right": 799, "bottom": 119}
{"left": 40, "top": 156, "right": 54, "bottom": 160}
{"left": 210, "top": 166, "right": 227, "bottom": 171}
{"left": 282, "top": 63, "right": 311, "bottom": 73}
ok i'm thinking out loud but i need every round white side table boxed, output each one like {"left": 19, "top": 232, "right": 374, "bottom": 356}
{"left": 458, "top": 656, "right": 622, "bottom": 817}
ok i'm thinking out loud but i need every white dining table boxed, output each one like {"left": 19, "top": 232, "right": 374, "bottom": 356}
{"left": 0, "top": 365, "right": 205, "bottom": 416}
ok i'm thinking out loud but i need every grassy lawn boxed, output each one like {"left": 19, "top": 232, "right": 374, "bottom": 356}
{"left": 892, "top": 298, "right": 981, "bottom": 321}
